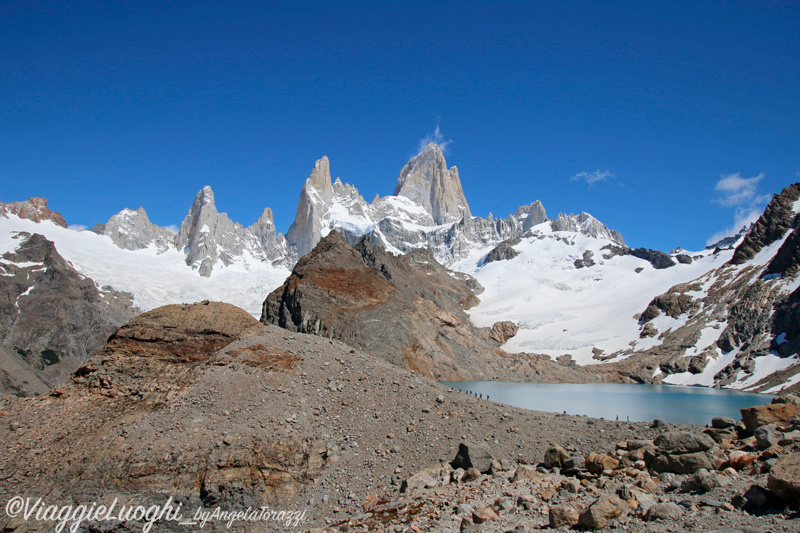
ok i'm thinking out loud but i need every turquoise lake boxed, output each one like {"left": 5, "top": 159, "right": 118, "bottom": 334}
{"left": 440, "top": 382, "right": 774, "bottom": 426}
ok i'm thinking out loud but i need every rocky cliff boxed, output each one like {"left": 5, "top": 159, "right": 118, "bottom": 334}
{"left": 0, "top": 232, "right": 138, "bottom": 393}
{"left": 606, "top": 183, "right": 800, "bottom": 392}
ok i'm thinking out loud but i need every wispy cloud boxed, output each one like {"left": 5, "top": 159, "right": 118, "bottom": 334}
{"left": 68, "top": 224, "right": 87, "bottom": 231}
{"left": 571, "top": 170, "right": 615, "bottom": 186}
{"left": 164, "top": 224, "right": 179, "bottom": 234}
{"left": 713, "top": 172, "right": 766, "bottom": 207}
{"left": 706, "top": 172, "right": 772, "bottom": 246}
{"left": 418, "top": 122, "right": 453, "bottom": 155}
{"left": 706, "top": 207, "right": 764, "bottom": 247}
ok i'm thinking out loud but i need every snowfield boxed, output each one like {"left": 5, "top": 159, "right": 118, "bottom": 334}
{"left": 0, "top": 215, "right": 290, "bottom": 316}
{"left": 451, "top": 222, "right": 734, "bottom": 365}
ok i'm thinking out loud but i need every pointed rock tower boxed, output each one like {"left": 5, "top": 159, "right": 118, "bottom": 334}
{"left": 393, "top": 143, "right": 471, "bottom": 225}
{"left": 176, "top": 186, "right": 245, "bottom": 276}
{"left": 286, "top": 156, "right": 334, "bottom": 257}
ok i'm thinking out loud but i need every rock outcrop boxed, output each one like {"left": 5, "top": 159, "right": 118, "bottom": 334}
{"left": 0, "top": 197, "right": 67, "bottom": 227}
{"left": 0, "top": 232, "right": 138, "bottom": 392}
{"left": 551, "top": 212, "right": 625, "bottom": 246}
{"left": 730, "top": 183, "right": 800, "bottom": 265}
{"left": 262, "top": 231, "right": 498, "bottom": 380}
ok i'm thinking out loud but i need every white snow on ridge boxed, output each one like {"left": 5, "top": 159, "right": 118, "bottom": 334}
{"left": 452, "top": 227, "right": 733, "bottom": 365}
{"left": 0, "top": 215, "right": 290, "bottom": 316}
{"left": 738, "top": 354, "right": 798, "bottom": 390}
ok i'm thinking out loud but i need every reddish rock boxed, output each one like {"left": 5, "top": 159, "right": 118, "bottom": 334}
{"left": 741, "top": 403, "right": 800, "bottom": 434}
{"left": 0, "top": 197, "right": 67, "bottom": 227}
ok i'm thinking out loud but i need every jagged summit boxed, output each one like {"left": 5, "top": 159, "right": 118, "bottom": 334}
{"left": 91, "top": 205, "right": 174, "bottom": 252}
{"left": 393, "top": 142, "right": 471, "bottom": 225}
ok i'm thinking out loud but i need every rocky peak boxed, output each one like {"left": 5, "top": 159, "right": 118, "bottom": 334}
{"left": 515, "top": 200, "right": 548, "bottom": 231}
{"left": 176, "top": 186, "right": 245, "bottom": 276}
{"left": 0, "top": 197, "right": 67, "bottom": 228}
{"left": 552, "top": 212, "right": 626, "bottom": 246}
{"left": 393, "top": 143, "right": 472, "bottom": 225}
{"left": 286, "top": 157, "right": 336, "bottom": 257}
{"left": 91, "top": 206, "right": 175, "bottom": 252}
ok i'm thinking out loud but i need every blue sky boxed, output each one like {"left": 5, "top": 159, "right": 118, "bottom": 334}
{"left": 1, "top": 1, "right": 798, "bottom": 251}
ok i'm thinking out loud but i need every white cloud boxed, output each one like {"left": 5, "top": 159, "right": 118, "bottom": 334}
{"left": 713, "top": 172, "right": 765, "bottom": 207}
{"left": 705, "top": 207, "right": 763, "bottom": 247}
{"left": 418, "top": 122, "right": 453, "bottom": 154}
{"left": 68, "top": 224, "right": 87, "bottom": 232}
{"left": 571, "top": 170, "right": 615, "bottom": 185}
{"left": 164, "top": 224, "right": 179, "bottom": 234}
{"left": 706, "top": 172, "right": 771, "bottom": 246}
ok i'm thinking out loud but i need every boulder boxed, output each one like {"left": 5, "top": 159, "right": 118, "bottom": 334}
{"left": 453, "top": 441, "right": 495, "bottom": 474}
{"left": 512, "top": 464, "right": 548, "bottom": 483}
{"left": 755, "top": 423, "right": 782, "bottom": 450}
{"left": 741, "top": 403, "right": 800, "bottom": 434}
{"left": 768, "top": 452, "right": 800, "bottom": 504}
{"left": 729, "top": 450, "right": 757, "bottom": 471}
{"left": 649, "top": 451, "right": 714, "bottom": 474}
{"left": 488, "top": 321, "right": 519, "bottom": 344}
{"left": 711, "top": 416, "right": 737, "bottom": 429}
{"left": 653, "top": 431, "right": 714, "bottom": 454}
{"left": 462, "top": 467, "right": 482, "bottom": 483}
{"left": 400, "top": 464, "right": 452, "bottom": 493}
{"left": 544, "top": 445, "right": 570, "bottom": 469}
{"left": 586, "top": 453, "right": 620, "bottom": 474}
{"left": 578, "top": 495, "right": 629, "bottom": 529}
{"left": 549, "top": 502, "right": 585, "bottom": 528}
{"left": 644, "top": 502, "right": 684, "bottom": 521}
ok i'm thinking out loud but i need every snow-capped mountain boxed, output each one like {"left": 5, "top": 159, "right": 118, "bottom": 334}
{"left": 283, "top": 142, "right": 624, "bottom": 266}
{"left": 91, "top": 185, "right": 295, "bottom": 277}
{"left": 2, "top": 142, "right": 799, "bottom": 394}
{"left": 453, "top": 184, "right": 800, "bottom": 394}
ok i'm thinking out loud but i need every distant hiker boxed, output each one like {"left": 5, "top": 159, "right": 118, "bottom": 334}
{"left": 479, "top": 393, "right": 483, "bottom": 399}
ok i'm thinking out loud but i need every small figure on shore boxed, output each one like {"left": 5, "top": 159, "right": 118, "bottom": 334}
{"left": 479, "top": 393, "right": 483, "bottom": 399}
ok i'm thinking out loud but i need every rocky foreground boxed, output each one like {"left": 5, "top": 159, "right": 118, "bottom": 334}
{"left": 0, "top": 302, "right": 799, "bottom": 532}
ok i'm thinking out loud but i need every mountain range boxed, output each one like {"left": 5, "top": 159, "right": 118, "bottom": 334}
{"left": 1, "top": 143, "right": 799, "bottom": 396}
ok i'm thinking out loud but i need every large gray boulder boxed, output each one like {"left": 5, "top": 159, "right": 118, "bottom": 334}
{"left": 653, "top": 431, "right": 715, "bottom": 454}
{"left": 453, "top": 441, "right": 495, "bottom": 474}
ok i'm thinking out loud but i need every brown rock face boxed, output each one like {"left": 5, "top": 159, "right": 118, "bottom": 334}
{"left": 1, "top": 233, "right": 138, "bottom": 393}
{"left": 0, "top": 197, "right": 68, "bottom": 227}
{"left": 261, "top": 231, "right": 504, "bottom": 380}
